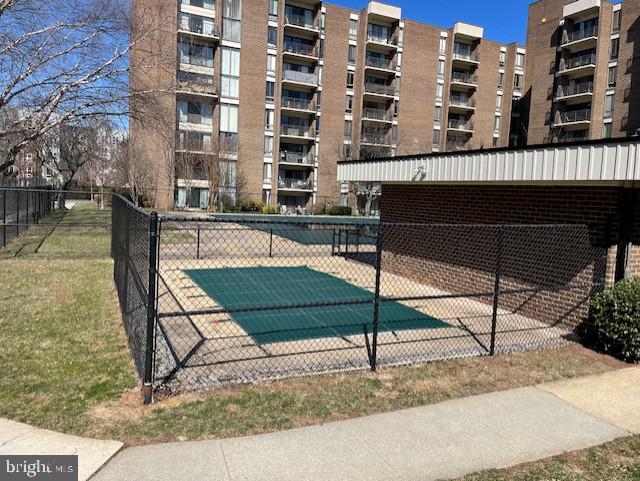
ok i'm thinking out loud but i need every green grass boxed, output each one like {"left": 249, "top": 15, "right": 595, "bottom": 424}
{"left": 0, "top": 202, "right": 630, "bottom": 447}
{"left": 456, "top": 435, "right": 640, "bottom": 481}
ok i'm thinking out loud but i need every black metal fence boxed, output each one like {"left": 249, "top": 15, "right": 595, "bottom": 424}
{"left": 109, "top": 196, "right": 607, "bottom": 401}
{"left": 0, "top": 182, "right": 56, "bottom": 248}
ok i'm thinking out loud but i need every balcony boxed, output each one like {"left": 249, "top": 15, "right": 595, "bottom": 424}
{"left": 177, "top": 80, "right": 218, "bottom": 99}
{"left": 178, "top": 16, "right": 220, "bottom": 42}
{"left": 366, "top": 33, "right": 399, "bottom": 51}
{"left": 554, "top": 108, "right": 591, "bottom": 128}
{"left": 448, "top": 96, "right": 476, "bottom": 112}
{"left": 365, "top": 56, "right": 396, "bottom": 72}
{"left": 279, "top": 151, "right": 315, "bottom": 167}
{"left": 555, "top": 81, "right": 594, "bottom": 103}
{"left": 176, "top": 133, "right": 212, "bottom": 154}
{"left": 281, "top": 96, "right": 316, "bottom": 113}
{"left": 283, "top": 40, "right": 319, "bottom": 59}
{"left": 364, "top": 83, "right": 396, "bottom": 98}
{"left": 447, "top": 119, "right": 474, "bottom": 133}
{"left": 362, "top": 108, "right": 393, "bottom": 123}
{"left": 452, "top": 51, "right": 480, "bottom": 65}
{"left": 219, "top": 133, "right": 239, "bottom": 153}
{"left": 282, "top": 70, "right": 319, "bottom": 87}
{"left": 450, "top": 72, "right": 478, "bottom": 89}
{"left": 284, "top": 14, "right": 320, "bottom": 33}
{"left": 446, "top": 138, "right": 472, "bottom": 151}
{"left": 561, "top": 26, "right": 598, "bottom": 51}
{"left": 361, "top": 130, "right": 392, "bottom": 146}
{"left": 278, "top": 177, "right": 313, "bottom": 191}
{"left": 280, "top": 123, "right": 316, "bottom": 140}
{"left": 558, "top": 53, "right": 596, "bottom": 77}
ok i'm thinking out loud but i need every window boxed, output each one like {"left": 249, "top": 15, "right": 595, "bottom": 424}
{"left": 345, "top": 95, "right": 353, "bottom": 113}
{"left": 177, "top": 100, "right": 213, "bottom": 125}
{"left": 222, "top": 0, "right": 242, "bottom": 42}
{"left": 266, "top": 54, "right": 276, "bottom": 74}
{"left": 439, "top": 37, "right": 447, "bottom": 55}
{"left": 348, "top": 45, "right": 357, "bottom": 65}
{"left": 603, "top": 122, "right": 613, "bottom": 138}
{"left": 346, "top": 71, "right": 354, "bottom": 89}
{"left": 264, "top": 136, "right": 273, "bottom": 156}
{"left": 268, "top": 0, "right": 278, "bottom": 19}
{"left": 516, "top": 52, "right": 525, "bottom": 68}
{"left": 349, "top": 19, "right": 358, "bottom": 39}
{"left": 432, "top": 129, "right": 441, "bottom": 146}
{"left": 498, "top": 72, "right": 505, "bottom": 89}
{"left": 179, "top": 41, "right": 214, "bottom": 68}
{"left": 220, "top": 103, "right": 239, "bottom": 151}
{"left": 438, "top": 60, "right": 445, "bottom": 79}
{"left": 266, "top": 81, "right": 275, "bottom": 101}
{"left": 181, "top": 0, "right": 214, "bottom": 9}
{"left": 434, "top": 106, "right": 442, "bottom": 124}
{"left": 342, "top": 143, "right": 352, "bottom": 161}
{"left": 435, "top": 83, "right": 443, "bottom": 101}
{"left": 221, "top": 47, "right": 240, "bottom": 97}
{"left": 494, "top": 115, "right": 501, "bottom": 132}
{"left": 611, "top": 38, "right": 620, "bottom": 60}
{"left": 493, "top": 137, "right": 499, "bottom": 147}
{"left": 265, "top": 109, "right": 274, "bottom": 130}
{"left": 499, "top": 50, "right": 506, "bottom": 66}
{"left": 344, "top": 120, "right": 352, "bottom": 140}
{"left": 496, "top": 94, "right": 503, "bottom": 111}
{"left": 608, "top": 65, "right": 618, "bottom": 87}
{"left": 605, "top": 93, "right": 615, "bottom": 117}
{"left": 268, "top": 26, "right": 277, "bottom": 47}
{"left": 263, "top": 163, "right": 272, "bottom": 183}
{"left": 393, "top": 100, "right": 399, "bottom": 118}
{"left": 514, "top": 74, "right": 523, "bottom": 91}
{"left": 612, "top": 10, "right": 621, "bottom": 33}
{"left": 367, "top": 23, "right": 390, "bottom": 43}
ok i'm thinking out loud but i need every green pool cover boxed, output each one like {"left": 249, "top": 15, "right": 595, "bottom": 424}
{"left": 184, "top": 266, "right": 449, "bottom": 344}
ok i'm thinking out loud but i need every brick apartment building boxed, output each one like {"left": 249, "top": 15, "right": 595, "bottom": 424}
{"left": 130, "top": 0, "right": 526, "bottom": 210}
{"left": 525, "top": 0, "right": 640, "bottom": 144}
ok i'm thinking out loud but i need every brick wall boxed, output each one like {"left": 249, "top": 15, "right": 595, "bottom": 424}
{"left": 379, "top": 184, "right": 638, "bottom": 332}
{"left": 614, "top": 0, "right": 640, "bottom": 136}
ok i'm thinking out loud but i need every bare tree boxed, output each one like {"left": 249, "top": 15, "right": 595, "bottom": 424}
{"left": 0, "top": 0, "right": 173, "bottom": 172}
{"left": 115, "top": 138, "right": 154, "bottom": 207}
{"left": 202, "top": 136, "right": 238, "bottom": 212}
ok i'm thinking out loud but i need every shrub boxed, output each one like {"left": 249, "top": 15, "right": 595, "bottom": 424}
{"left": 221, "top": 203, "right": 239, "bottom": 213}
{"left": 328, "top": 206, "right": 352, "bottom": 216}
{"left": 586, "top": 277, "right": 640, "bottom": 363}
{"left": 261, "top": 205, "right": 277, "bottom": 215}
{"left": 239, "top": 200, "right": 264, "bottom": 212}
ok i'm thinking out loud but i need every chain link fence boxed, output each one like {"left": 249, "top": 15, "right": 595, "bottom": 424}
{"left": 107, "top": 199, "right": 607, "bottom": 400}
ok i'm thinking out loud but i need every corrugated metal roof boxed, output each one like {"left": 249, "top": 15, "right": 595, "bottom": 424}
{"left": 337, "top": 138, "right": 640, "bottom": 186}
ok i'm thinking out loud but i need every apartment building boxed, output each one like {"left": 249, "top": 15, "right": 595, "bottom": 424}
{"left": 130, "top": 0, "right": 525, "bottom": 210}
{"left": 525, "top": 0, "right": 640, "bottom": 144}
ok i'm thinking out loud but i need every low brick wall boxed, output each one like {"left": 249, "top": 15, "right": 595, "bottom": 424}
{"left": 380, "top": 185, "right": 639, "bottom": 332}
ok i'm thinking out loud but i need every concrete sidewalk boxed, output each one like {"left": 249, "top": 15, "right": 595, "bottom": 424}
{"left": 0, "top": 419, "right": 122, "bottom": 481}
{"left": 92, "top": 366, "right": 640, "bottom": 481}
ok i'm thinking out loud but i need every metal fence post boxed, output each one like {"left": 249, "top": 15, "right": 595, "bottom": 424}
{"left": 269, "top": 228, "right": 273, "bottom": 258}
{"left": 196, "top": 225, "right": 201, "bottom": 260}
{"left": 143, "top": 211, "right": 159, "bottom": 404}
{"left": 2, "top": 191, "right": 5, "bottom": 248}
{"left": 15, "top": 191, "right": 20, "bottom": 237}
{"left": 490, "top": 228, "right": 504, "bottom": 356}
{"left": 371, "top": 225, "right": 383, "bottom": 371}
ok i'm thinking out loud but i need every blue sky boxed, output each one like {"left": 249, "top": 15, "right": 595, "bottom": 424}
{"left": 327, "top": 0, "right": 620, "bottom": 45}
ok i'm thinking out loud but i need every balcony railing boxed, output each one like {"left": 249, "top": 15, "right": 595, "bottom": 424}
{"left": 366, "top": 33, "right": 399, "bottom": 46}
{"left": 449, "top": 97, "right": 476, "bottom": 108}
{"left": 448, "top": 119, "right": 474, "bottom": 131}
{"left": 278, "top": 177, "right": 313, "bottom": 190}
{"left": 361, "top": 131, "right": 392, "bottom": 145}
{"left": 556, "top": 81, "right": 594, "bottom": 98}
{"left": 180, "top": 55, "right": 214, "bottom": 69}
{"left": 559, "top": 53, "right": 596, "bottom": 71}
{"left": 451, "top": 72, "right": 478, "bottom": 85}
{"left": 176, "top": 137, "right": 212, "bottom": 152}
{"left": 281, "top": 124, "right": 315, "bottom": 138}
{"left": 556, "top": 108, "right": 591, "bottom": 124}
{"left": 280, "top": 152, "right": 315, "bottom": 165}
{"left": 178, "top": 80, "right": 217, "bottom": 96}
{"left": 562, "top": 26, "right": 598, "bottom": 45}
{"left": 285, "top": 14, "right": 320, "bottom": 31}
{"left": 362, "top": 108, "right": 392, "bottom": 122}
{"left": 452, "top": 51, "right": 480, "bottom": 63}
{"left": 283, "top": 41, "right": 319, "bottom": 57}
{"left": 281, "top": 97, "right": 315, "bottom": 111}
{"left": 446, "top": 139, "right": 472, "bottom": 151}
{"left": 282, "top": 70, "right": 319, "bottom": 85}
{"left": 181, "top": 113, "right": 213, "bottom": 126}
{"left": 366, "top": 56, "right": 395, "bottom": 70}
{"left": 364, "top": 83, "right": 395, "bottom": 96}
{"left": 220, "top": 133, "right": 239, "bottom": 153}
{"left": 179, "top": 21, "right": 220, "bottom": 39}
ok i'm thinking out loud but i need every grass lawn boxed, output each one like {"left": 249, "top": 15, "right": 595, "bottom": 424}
{"left": 0, "top": 202, "right": 630, "bottom": 446}
{"left": 456, "top": 435, "right": 640, "bottom": 481}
